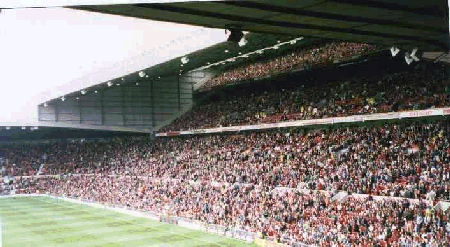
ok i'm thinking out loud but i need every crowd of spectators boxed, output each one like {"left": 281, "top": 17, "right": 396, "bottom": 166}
{"left": 3, "top": 120, "right": 450, "bottom": 245}
{"left": 200, "top": 42, "right": 378, "bottom": 91}
{"left": 34, "top": 174, "right": 450, "bottom": 246}
{"left": 163, "top": 63, "right": 450, "bottom": 132}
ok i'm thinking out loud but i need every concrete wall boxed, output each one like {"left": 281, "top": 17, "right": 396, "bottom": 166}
{"left": 38, "top": 76, "right": 193, "bottom": 132}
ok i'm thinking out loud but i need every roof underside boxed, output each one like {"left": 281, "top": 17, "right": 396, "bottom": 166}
{"left": 72, "top": 0, "right": 449, "bottom": 52}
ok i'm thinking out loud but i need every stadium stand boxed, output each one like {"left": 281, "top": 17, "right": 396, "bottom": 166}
{"left": 2, "top": 43, "right": 450, "bottom": 246}
{"left": 162, "top": 60, "right": 450, "bottom": 132}
{"left": 3, "top": 118, "right": 450, "bottom": 245}
{"left": 2, "top": 0, "right": 449, "bottom": 246}
{"left": 199, "top": 41, "right": 379, "bottom": 91}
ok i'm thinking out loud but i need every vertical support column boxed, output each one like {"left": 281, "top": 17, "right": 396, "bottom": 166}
{"left": 121, "top": 85, "right": 126, "bottom": 127}
{"left": 78, "top": 97, "right": 82, "bottom": 124}
{"left": 178, "top": 75, "right": 181, "bottom": 111}
{"left": 55, "top": 101, "right": 59, "bottom": 123}
{"left": 151, "top": 80, "right": 155, "bottom": 128}
{"left": 100, "top": 90, "right": 105, "bottom": 125}
{"left": 38, "top": 105, "right": 42, "bottom": 122}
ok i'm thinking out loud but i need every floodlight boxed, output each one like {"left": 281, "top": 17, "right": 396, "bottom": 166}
{"left": 107, "top": 81, "right": 113, "bottom": 87}
{"left": 238, "top": 38, "right": 247, "bottom": 47}
{"left": 43, "top": 103, "right": 48, "bottom": 107}
{"left": 390, "top": 47, "right": 400, "bottom": 57}
{"left": 61, "top": 96, "right": 66, "bottom": 101}
{"left": 81, "top": 90, "right": 86, "bottom": 95}
{"left": 139, "top": 71, "right": 146, "bottom": 77}
{"left": 225, "top": 50, "right": 229, "bottom": 53}
{"left": 410, "top": 48, "right": 420, "bottom": 61}
{"left": 405, "top": 52, "right": 413, "bottom": 65}
{"left": 181, "top": 56, "right": 189, "bottom": 64}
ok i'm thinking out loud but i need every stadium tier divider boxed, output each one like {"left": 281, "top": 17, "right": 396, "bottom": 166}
{"left": 156, "top": 107, "right": 450, "bottom": 136}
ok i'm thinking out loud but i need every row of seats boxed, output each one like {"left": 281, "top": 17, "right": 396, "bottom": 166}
{"left": 200, "top": 42, "right": 378, "bottom": 91}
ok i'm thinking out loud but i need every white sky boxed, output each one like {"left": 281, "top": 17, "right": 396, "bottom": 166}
{"left": 0, "top": 7, "right": 226, "bottom": 126}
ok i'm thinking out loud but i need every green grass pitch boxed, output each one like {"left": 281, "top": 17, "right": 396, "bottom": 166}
{"left": 0, "top": 196, "right": 255, "bottom": 247}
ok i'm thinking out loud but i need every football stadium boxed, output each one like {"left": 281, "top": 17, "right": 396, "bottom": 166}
{"left": 1, "top": 0, "right": 450, "bottom": 246}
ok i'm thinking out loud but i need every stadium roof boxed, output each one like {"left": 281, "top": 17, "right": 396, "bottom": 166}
{"left": 73, "top": 0, "right": 450, "bottom": 52}
{"left": 40, "top": 32, "right": 317, "bottom": 105}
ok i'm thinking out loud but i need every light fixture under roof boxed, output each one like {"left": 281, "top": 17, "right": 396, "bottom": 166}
{"left": 238, "top": 52, "right": 242, "bottom": 55}
{"left": 180, "top": 64, "right": 184, "bottom": 67}
{"left": 139, "top": 71, "right": 146, "bottom": 78}
{"left": 76, "top": 97, "right": 80, "bottom": 100}
{"left": 95, "top": 91, "right": 98, "bottom": 93}
{"left": 136, "top": 82, "right": 139, "bottom": 86}
{"left": 61, "top": 96, "right": 66, "bottom": 101}
{"left": 405, "top": 48, "right": 420, "bottom": 65}
{"left": 121, "top": 77, "right": 124, "bottom": 81}
{"left": 107, "top": 81, "right": 113, "bottom": 87}
{"left": 21, "top": 127, "right": 26, "bottom": 130}
{"left": 43, "top": 103, "right": 48, "bottom": 107}
{"left": 158, "top": 76, "right": 161, "bottom": 79}
{"left": 5, "top": 127, "right": 10, "bottom": 130}
{"left": 238, "top": 38, "right": 247, "bottom": 47}
{"left": 207, "top": 62, "right": 211, "bottom": 65}
{"left": 116, "top": 84, "right": 120, "bottom": 86}
{"left": 225, "top": 50, "right": 229, "bottom": 53}
{"left": 410, "top": 48, "right": 420, "bottom": 61}
{"left": 181, "top": 56, "right": 189, "bottom": 64}
{"left": 390, "top": 46, "right": 400, "bottom": 57}
{"left": 81, "top": 90, "right": 86, "bottom": 95}
{"left": 145, "top": 75, "right": 149, "bottom": 78}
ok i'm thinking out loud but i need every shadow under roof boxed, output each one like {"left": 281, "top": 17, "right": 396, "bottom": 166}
{"left": 72, "top": 0, "right": 449, "bottom": 52}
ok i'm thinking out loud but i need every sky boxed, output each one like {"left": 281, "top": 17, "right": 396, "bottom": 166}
{"left": 0, "top": 7, "right": 226, "bottom": 126}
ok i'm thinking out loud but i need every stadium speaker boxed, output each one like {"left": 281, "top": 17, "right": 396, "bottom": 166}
{"left": 226, "top": 28, "right": 244, "bottom": 43}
